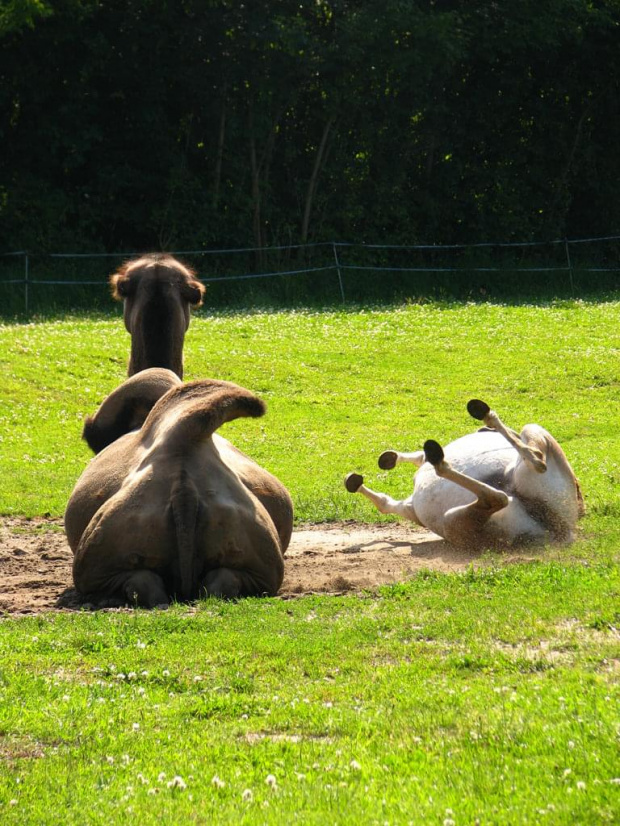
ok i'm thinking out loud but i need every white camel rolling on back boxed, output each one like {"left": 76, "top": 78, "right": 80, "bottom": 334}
{"left": 345, "top": 400, "right": 584, "bottom": 550}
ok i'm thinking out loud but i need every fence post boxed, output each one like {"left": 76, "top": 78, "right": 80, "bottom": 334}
{"left": 24, "top": 252, "right": 29, "bottom": 314}
{"left": 564, "top": 238, "right": 575, "bottom": 298}
{"left": 332, "top": 242, "right": 346, "bottom": 303}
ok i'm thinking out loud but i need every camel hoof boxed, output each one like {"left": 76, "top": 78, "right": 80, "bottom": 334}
{"left": 467, "top": 398, "right": 491, "bottom": 421}
{"left": 423, "top": 439, "right": 445, "bottom": 467}
{"left": 344, "top": 472, "right": 364, "bottom": 493}
{"left": 378, "top": 450, "right": 398, "bottom": 470}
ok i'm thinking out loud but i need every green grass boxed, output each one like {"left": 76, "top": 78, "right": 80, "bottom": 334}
{"left": 1, "top": 564, "right": 618, "bottom": 824}
{"left": 1, "top": 300, "right": 619, "bottom": 823}
{"left": 2, "top": 299, "right": 620, "bottom": 524}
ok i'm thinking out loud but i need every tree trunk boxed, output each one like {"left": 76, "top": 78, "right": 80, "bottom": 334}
{"left": 213, "top": 97, "right": 226, "bottom": 208}
{"left": 301, "top": 115, "right": 336, "bottom": 243}
{"left": 248, "top": 99, "right": 263, "bottom": 258}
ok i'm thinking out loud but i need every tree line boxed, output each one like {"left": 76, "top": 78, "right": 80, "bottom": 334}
{"left": 1, "top": 0, "right": 619, "bottom": 255}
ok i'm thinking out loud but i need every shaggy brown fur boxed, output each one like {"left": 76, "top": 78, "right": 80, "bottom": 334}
{"left": 110, "top": 253, "right": 206, "bottom": 379}
{"left": 66, "top": 374, "right": 293, "bottom": 607}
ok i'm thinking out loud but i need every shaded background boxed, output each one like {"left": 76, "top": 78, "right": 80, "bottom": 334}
{"left": 1, "top": 0, "right": 619, "bottom": 256}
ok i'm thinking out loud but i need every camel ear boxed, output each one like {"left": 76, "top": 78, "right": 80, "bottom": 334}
{"left": 109, "top": 272, "right": 135, "bottom": 300}
{"left": 182, "top": 278, "right": 206, "bottom": 307}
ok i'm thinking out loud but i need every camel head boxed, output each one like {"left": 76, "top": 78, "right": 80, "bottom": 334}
{"left": 110, "top": 253, "right": 206, "bottom": 379}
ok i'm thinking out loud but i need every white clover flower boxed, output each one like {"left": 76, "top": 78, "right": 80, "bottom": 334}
{"left": 137, "top": 687, "right": 146, "bottom": 696}
{"left": 265, "top": 774, "right": 277, "bottom": 789}
{"left": 167, "top": 776, "right": 187, "bottom": 790}
{"left": 132, "top": 723, "right": 140, "bottom": 732}
{"left": 242, "top": 789, "right": 253, "bottom": 802}
{"left": 568, "top": 740, "right": 575, "bottom": 749}
{"left": 106, "top": 756, "right": 114, "bottom": 764}
{"left": 162, "top": 669, "right": 170, "bottom": 677}
{"left": 128, "top": 672, "right": 136, "bottom": 680}
{"left": 211, "top": 775, "right": 225, "bottom": 789}
{"left": 136, "top": 642, "right": 146, "bottom": 649}
{"left": 350, "top": 760, "right": 362, "bottom": 771}
{"left": 576, "top": 781, "right": 586, "bottom": 791}
{"left": 147, "top": 788, "right": 158, "bottom": 796}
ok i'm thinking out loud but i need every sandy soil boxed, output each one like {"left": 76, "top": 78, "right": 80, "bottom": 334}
{"left": 0, "top": 517, "right": 483, "bottom": 615}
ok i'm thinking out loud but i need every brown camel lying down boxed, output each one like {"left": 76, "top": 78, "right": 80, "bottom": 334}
{"left": 110, "top": 253, "right": 206, "bottom": 379}
{"left": 65, "top": 372, "right": 293, "bottom": 607}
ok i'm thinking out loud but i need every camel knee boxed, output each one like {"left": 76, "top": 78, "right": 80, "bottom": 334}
{"left": 202, "top": 568, "right": 242, "bottom": 599}
{"left": 123, "top": 571, "right": 169, "bottom": 608}
{"left": 442, "top": 503, "right": 502, "bottom": 550}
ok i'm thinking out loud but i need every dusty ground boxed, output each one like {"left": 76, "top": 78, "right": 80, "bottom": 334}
{"left": 0, "top": 517, "right": 484, "bottom": 615}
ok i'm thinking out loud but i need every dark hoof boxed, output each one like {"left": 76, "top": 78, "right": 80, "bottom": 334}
{"left": 467, "top": 399, "right": 491, "bottom": 421}
{"left": 344, "top": 472, "right": 364, "bottom": 493}
{"left": 423, "top": 439, "right": 445, "bottom": 466}
{"left": 378, "top": 450, "right": 397, "bottom": 470}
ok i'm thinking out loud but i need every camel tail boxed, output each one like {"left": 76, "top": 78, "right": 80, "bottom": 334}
{"left": 170, "top": 469, "right": 200, "bottom": 601}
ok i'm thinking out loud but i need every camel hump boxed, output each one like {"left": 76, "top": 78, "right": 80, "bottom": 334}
{"left": 82, "top": 368, "right": 181, "bottom": 454}
{"left": 143, "top": 379, "right": 266, "bottom": 445}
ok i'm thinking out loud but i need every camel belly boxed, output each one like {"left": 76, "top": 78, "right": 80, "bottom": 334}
{"left": 412, "top": 431, "right": 519, "bottom": 538}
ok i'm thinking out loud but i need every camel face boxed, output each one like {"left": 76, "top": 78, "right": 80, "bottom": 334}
{"left": 110, "top": 254, "right": 206, "bottom": 379}
{"left": 345, "top": 400, "right": 583, "bottom": 551}
{"left": 65, "top": 376, "right": 293, "bottom": 607}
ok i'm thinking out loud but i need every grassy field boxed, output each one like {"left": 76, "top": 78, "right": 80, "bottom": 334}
{"left": 1, "top": 300, "right": 620, "bottom": 522}
{"left": 0, "top": 300, "right": 619, "bottom": 823}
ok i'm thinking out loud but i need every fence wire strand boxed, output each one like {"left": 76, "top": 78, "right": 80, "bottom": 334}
{"left": 1, "top": 235, "right": 619, "bottom": 311}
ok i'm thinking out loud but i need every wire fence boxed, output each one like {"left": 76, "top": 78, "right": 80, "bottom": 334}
{"left": 1, "top": 235, "right": 620, "bottom": 313}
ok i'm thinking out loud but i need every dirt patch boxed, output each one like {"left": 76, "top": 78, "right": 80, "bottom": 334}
{"left": 0, "top": 517, "right": 482, "bottom": 615}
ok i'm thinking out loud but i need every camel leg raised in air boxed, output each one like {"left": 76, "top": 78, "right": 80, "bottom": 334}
{"left": 344, "top": 472, "right": 419, "bottom": 523}
{"left": 377, "top": 449, "right": 425, "bottom": 471}
{"left": 467, "top": 399, "right": 547, "bottom": 473}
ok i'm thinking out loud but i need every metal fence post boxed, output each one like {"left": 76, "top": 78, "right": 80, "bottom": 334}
{"left": 564, "top": 238, "right": 575, "bottom": 298}
{"left": 332, "top": 242, "right": 346, "bottom": 303}
{"left": 24, "top": 252, "right": 29, "bottom": 314}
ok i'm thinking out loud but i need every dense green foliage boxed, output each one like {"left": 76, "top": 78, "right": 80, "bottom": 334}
{"left": 1, "top": 1, "right": 620, "bottom": 254}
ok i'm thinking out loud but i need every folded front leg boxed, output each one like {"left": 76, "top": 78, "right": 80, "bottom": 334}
{"left": 424, "top": 440, "right": 509, "bottom": 512}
